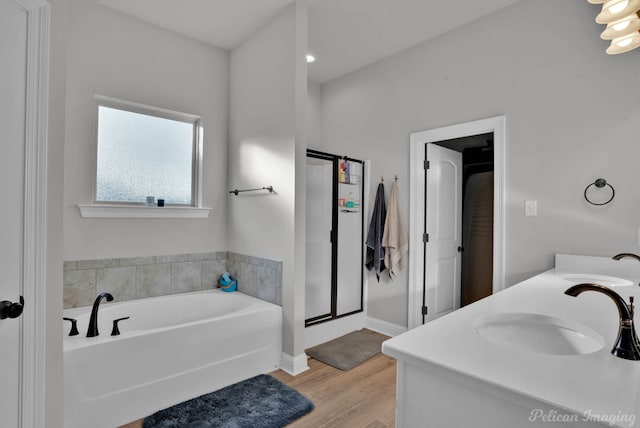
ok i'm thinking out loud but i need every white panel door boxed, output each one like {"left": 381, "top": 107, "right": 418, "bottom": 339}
{"left": 0, "top": 0, "right": 29, "bottom": 425}
{"left": 424, "top": 144, "right": 462, "bottom": 323}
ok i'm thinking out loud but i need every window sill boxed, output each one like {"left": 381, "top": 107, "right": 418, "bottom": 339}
{"left": 78, "top": 204, "right": 211, "bottom": 219}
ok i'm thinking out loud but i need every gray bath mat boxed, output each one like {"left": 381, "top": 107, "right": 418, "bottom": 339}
{"left": 306, "top": 329, "right": 386, "bottom": 371}
{"left": 143, "top": 374, "right": 314, "bottom": 428}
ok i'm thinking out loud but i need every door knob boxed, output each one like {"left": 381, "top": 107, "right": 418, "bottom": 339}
{"left": 0, "top": 296, "right": 24, "bottom": 320}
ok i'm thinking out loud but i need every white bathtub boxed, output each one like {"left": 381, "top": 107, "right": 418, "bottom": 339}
{"left": 63, "top": 289, "right": 282, "bottom": 428}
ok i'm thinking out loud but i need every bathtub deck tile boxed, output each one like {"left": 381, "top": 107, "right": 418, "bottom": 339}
{"left": 64, "top": 251, "right": 288, "bottom": 307}
{"left": 228, "top": 252, "right": 249, "bottom": 263}
{"left": 202, "top": 259, "right": 226, "bottom": 289}
{"left": 215, "top": 251, "right": 228, "bottom": 260}
{"left": 257, "top": 285, "right": 276, "bottom": 304}
{"left": 63, "top": 269, "right": 96, "bottom": 308}
{"left": 265, "top": 259, "right": 281, "bottom": 270}
{"left": 77, "top": 258, "right": 119, "bottom": 270}
{"left": 238, "top": 262, "right": 258, "bottom": 298}
{"left": 249, "top": 256, "right": 270, "bottom": 267}
{"left": 275, "top": 286, "right": 282, "bottom": 306}
{"left": 188, "top": 252, "right": 218, "bottom": 262}
{"left": 257, "top": 266, "right": 277, "bottom": 304}
{"left": 97, "top": 266, "right": 137, "bottom": 302}
{"left": 171, "top": 261, "right": 203, "bottom": 293}
{"left": 136, "top": 263, "right": 171, "bottom": 298}
{"left": 119, "top": 256, "right": 156, "bottom": 267}
{"left": 227, "top": 259, "right": 239, "bottom": 279}
{"left": 156, "top": 254, "right": 189, "bottom": 264}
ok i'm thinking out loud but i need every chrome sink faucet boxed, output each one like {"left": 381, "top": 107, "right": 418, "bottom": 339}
{"left": 565, "top": 283, "right": 640, "bottom": 360}
{"left": 87, "top": 292, "right": 113, "bottom": 337}
{"left": 612, "top": 253, "right": 640, "bottom": 262}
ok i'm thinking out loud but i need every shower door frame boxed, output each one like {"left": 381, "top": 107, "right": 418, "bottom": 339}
{"left": 305, "top": 150, "right": 339, "bottom": 325}
{"left": 305, "top": 149, "right": 365, "bottom": 327}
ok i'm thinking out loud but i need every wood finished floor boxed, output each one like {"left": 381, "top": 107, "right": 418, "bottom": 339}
{"left": 119, "top": 341, "right": 397, "bottom": 428}
{"left": 270, "top": 352, "right": 396, "bottom": 428}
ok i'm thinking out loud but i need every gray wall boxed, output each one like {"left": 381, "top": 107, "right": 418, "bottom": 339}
{"left": 63, "top": 0, "right": 230, "bottom": 261}
{"left": 319, "top": 0, "right": 640, "bottom": 327}
{"left": 307, "top": 79, "right": 321, "bottom": 149}
{"left": 228, "top": 3, "right": 308, "bottom": 358}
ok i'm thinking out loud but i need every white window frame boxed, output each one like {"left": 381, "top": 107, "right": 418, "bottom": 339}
{"left": 79, "top": 95, "right": 210, "bottom": 218}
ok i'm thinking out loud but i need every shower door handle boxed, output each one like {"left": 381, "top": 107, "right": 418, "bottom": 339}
{"left": 0, "top": 296, "right": 24, "bottom": 320}
{"left": 457, "top": 246, "right": 464, "bottom": 253}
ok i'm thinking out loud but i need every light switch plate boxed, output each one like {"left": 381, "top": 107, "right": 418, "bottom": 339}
{"left": 525, "top": 200, "right": 537, "bottom": 217}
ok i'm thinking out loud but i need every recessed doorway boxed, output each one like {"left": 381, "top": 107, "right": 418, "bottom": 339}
{"left": 434, "top": 133, "right": 494, "bottom": 308}
{"left": 408, "top": 116, "right": 505, "bottom": 329}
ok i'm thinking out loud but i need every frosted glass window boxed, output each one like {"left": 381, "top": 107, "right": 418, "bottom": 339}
{"left": 96, "top": 103, "right": 198, "bottom": 205}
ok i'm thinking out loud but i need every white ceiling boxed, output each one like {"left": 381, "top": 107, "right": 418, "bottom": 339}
{"left": 88, "top": 0, "right": 521, "bottom": 84}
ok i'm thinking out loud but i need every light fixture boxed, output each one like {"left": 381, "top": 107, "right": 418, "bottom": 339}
{"left": 306, "top": 54, "right": 316, "bottom": 63}
{"left": 606, "top": 31, "right": 640, "bottom": 53}
{"left": 596, "top": 0, "right": 640, "bottom": 24}
{"left": 588, "top": 0, "right": 640, "bottom": 54}
{"left": 601, "top": 12, "right": 640, "bottom": 39}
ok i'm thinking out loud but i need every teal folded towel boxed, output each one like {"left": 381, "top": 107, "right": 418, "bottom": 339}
{"left": 221, "top": 271, "right": 231, "bottom": 284}
{"left": 219, "top": 272, "right": 237, "bottom": 292}
{"left": 221, "top": 279, "right": 237, "bottom": 292}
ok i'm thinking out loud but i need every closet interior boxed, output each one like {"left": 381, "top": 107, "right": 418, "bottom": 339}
{"left": 435, "top": 133, "right": 494, "bottom": 307}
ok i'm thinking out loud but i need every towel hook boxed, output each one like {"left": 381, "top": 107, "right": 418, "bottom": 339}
{"left": 584, "top": 178, "right": 615, "bottom": 206}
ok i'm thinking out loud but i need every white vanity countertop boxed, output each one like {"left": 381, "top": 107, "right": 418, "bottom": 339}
{"left": 382, "top": 254, "right": 640, "bottom": 426}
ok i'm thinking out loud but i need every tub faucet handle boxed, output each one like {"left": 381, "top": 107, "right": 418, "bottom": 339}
{"left": 111, "top": 316, "right": 129, "bottom": 336}
{"left": 63, "top": 317, "right": 79, "bottom": 336}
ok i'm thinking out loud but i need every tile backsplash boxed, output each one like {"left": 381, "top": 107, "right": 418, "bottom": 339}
{"left": 63, "top": 251, "right": 282, "bottom": 308}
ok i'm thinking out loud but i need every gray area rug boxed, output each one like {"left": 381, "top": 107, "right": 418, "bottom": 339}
{"left": 143, "top": 374, "right": 314, "bottom": 428}
{"left": 306, "top": 329, "right": 386, "bottom": 371}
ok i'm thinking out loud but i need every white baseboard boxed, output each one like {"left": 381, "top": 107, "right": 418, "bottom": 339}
{"left": 279, "top": 352, "right": 309, "bottom": 376}
{"left": 365, "top": 316, "right": 407, "bottom": 337}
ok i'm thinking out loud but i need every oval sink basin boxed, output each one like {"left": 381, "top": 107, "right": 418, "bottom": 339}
{"left": 474, "top": 313, "right": 604, "bottom": 356}
{"left": 557, "top": 273, "right": 633, "bottom": 287}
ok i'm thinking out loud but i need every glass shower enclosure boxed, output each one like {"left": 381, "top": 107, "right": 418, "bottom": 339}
{"left": 305, "top": 149, "right": 364, "bottom": 326}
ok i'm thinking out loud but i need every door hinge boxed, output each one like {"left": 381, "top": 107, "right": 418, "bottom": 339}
{"left": 424, "top": 160, "right": 430, "bottom": 170}
{"left": 423, "top": 233, "right": 429, "bottom": 243}
{"left": 421, "top": 306, "right": 428, "bottom": 316}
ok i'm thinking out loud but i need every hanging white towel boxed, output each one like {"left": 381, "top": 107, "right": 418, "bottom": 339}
{"left": 382, "top": 181, "right": 408, "bottom": 279}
